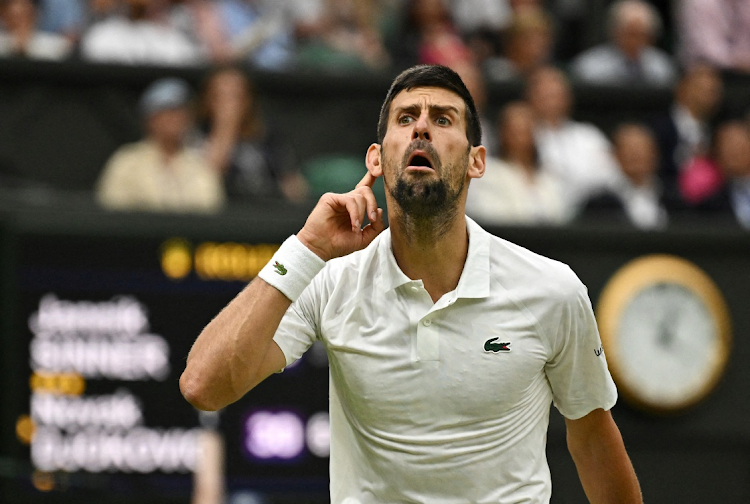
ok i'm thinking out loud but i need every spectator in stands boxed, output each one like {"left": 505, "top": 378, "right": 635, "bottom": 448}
{"left": 77, "top": 0, "right": 120, "bottom": 33}
{"left": 547, "top": 0, "right": 587, "bottom": 61}
{"left": 85, "top": 0, "right": 121, "bottom": 24}
{"left": 80, "top": 0, "right": 203, "bottom": 66}
{"left": 0, "top": 0, "right": 73, "bottom": 59}
{"left": 509, "top": 0, "right": 543, "bottom": 12}
{"left": 393, "top": 0, "right": 474, "bottom": 71}
{"left": 677, "top": 0, "right": 750, "bottom": 74}
{"left": 295, "top": 0, "right": 390, "bottom": 71}
{"left": 650, "top": 64, "right": 724, "bottom": 208}
{"left": 96, "top": 77, "right": 225, "bottom": 213}
{"left": 525, "top": 66, "right": 622, "bottom": 217}
{"left": 449, "top": 0, "right": 510, "bottom": 69}
{"left": 36, "top": 0, "right": 86, "bottom": 44}
{"left": 168, "top": 0, "right": 232, "bottom": 63}
{"left": 195, "top": 65, "right": 308, "bottom": 202}
{"left": 458, "top": 62, "right": 498, "bottom": 157}
{"left": 450, "top": 0, "right": 510, "bottom": 40}
{"left": 484, "top": 6, "right": 555, "bottom": 82}
{"left": 570, "top": 0, "right": 676, "bottom": 86}
{"left": 678, "top": 146, "right": 725, "bottom": 208}
{"left": 466, "top": 101, "right": 568, "bottom": 225}
{"left": 685, "top": 121, "right": 750, "bottom": 229}
{"left": 579, "top": 123, "right": 668, "bottom": 229}
{"left": 216, "top": 0, "right": 296, "bottom": 70}
{"left": 704, "top": 121, "right": 750, "bottom": 228}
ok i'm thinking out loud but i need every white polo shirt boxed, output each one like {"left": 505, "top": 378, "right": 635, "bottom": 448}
{"left": 273, "top": 217, "right": 617, "bottom": 504}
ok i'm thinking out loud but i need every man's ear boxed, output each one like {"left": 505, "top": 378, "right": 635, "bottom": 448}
{"left": 366, "top": 143, "right": 383, "bottom": 177}
{"left": 468, "top": 145, "right": 486, "bottom": 179}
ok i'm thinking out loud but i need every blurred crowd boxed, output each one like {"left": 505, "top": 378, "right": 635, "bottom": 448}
{"left": 2, "top": 0, "right": 750, "bottom": 230}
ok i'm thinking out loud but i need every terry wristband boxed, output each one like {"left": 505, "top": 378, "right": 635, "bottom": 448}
{"left": 257, "top": 235, "right": 326, "bottom": 302}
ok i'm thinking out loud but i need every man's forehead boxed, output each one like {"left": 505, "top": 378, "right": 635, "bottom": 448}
{"left": 390, "top": 86, "right": 465, "bottom": 110}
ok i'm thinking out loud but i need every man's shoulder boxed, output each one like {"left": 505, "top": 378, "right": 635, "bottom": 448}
{"left": 102, "top": 142, "right": 174, "bottom": 181}
{"left": 109, "top": 141, "right": 156, "bottom": 161}
{"left": 571, "top": 45, "right": 620, "bottom": 73}
{"left": 84, "top": 17, "right": 130, "bottom": 39}
{"left": 318, "top": 230, "right": 389, "bottom": 285}
{"left": 573, "top": 44, "right": 618, "bottom": 63}
{"left": 485, "top": 231, "right": 583, "bottom": 296}
{"left": 488, "top": 232, "right": 572, "bottom": 272}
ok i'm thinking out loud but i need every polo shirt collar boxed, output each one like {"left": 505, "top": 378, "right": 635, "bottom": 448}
{"left": 457, "top": 217, "right": 491, "bottom": 298}
{"left": 378, "top": 216, "right": 491, "bottom": 299}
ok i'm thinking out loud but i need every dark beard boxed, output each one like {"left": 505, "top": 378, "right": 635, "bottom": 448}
{"left": 391, "top": 176, "right": 456, "bottom": 220}
{"left": 386, "top": 140, "right": 468, "bottom": 237}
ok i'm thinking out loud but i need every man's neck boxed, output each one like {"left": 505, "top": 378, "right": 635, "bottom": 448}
{"left": 153, "top": 138, "right": 182, "bottom": 160}
{"left": 675, "top": 101, "right": 705, "bottom": 124}
{"left": 538, "top": 116, "right": 567, "bottom": 130}
{"left": 389, "top": 210, "right": 469, "bottom": 303}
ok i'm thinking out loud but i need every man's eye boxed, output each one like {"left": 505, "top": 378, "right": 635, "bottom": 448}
{"left": 436, "top": 117, "right": 450, "bottom": 126}
{"left": 398, "top": 116, "right": 414, "bottom": 125}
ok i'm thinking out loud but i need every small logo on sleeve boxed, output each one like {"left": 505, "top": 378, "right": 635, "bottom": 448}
{"left": 484, "top": 337, "right": 511, "bottom": 353}
{"left": 273, "top": 261, "right": 288, "bottom": 276}
{"left": 594, "top": 345, "right": 604, "bottom": 357}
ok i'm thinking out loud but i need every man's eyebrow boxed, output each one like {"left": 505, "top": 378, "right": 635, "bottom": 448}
{"left": 429, "top": 105, "right": 461, "bottom": 116}
{"left": 393, "top": 104, "right": 462, "bottom": 117}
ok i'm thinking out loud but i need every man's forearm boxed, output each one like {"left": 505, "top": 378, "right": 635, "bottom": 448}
{"left": 180, "top": 174, "right": 384, "bottom": 411}
{"left": 572, "top": 438, "right": 642, "bottom": 503}
{"left": 566, "top": 410, "right": 642, "bottom": 503}
{"left": 179, "top": 278, "right": 290, "bottom": 411}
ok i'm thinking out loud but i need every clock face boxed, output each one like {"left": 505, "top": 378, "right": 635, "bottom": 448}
{"left": 616, "top": 282, "right": 719, "bottom": 408}
{"left": 597, "top": 255, "right": 732, "bottom": 415}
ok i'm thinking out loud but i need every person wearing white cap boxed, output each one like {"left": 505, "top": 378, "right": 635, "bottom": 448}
{"left": 95, "top": 77, "right": 225, "bottom": 213}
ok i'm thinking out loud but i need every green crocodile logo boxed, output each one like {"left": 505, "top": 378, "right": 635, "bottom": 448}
{"left": 484, "top": 337, "right": 511, "bottom": 353}
{"left": 273, "top": 261, "right": 288, "bottom": 276}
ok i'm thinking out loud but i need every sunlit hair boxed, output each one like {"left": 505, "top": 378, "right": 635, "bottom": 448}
{"left": 377, "top": 64, "right": 482, "bottom": 146}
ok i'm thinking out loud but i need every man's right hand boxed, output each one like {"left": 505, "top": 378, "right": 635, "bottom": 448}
{"left": 297, "top": 171, "right": 386, "bottom": 261}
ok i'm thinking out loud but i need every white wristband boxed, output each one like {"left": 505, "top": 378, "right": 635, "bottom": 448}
{"left": 257, "top": 235, "right": 326, "bottom": 302}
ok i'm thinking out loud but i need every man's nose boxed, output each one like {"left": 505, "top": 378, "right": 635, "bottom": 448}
{"left": 412, "top": 114, "right": 431, "bottom": 141}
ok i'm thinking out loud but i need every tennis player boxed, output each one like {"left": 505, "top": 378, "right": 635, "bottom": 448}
{"left": 180, "top": 64, "right": 642, "bottom": 503}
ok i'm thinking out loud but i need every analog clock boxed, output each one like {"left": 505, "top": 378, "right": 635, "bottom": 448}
{"left": 596, "top": 254, "right": 732, "bottom": 415}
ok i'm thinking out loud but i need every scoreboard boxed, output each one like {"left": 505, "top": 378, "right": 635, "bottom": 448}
{"left": 1, "top": 220, "right": 331, "bottom": 504}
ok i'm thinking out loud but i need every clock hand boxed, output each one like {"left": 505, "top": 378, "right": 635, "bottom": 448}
{"left": 656, "top": 300, "right": 678, "bottom": 349}
{"left": 657, "top": 317, "right": 674, "bottom": 349}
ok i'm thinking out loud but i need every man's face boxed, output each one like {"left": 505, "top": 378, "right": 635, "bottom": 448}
{"left": 1, "top": 0, "right": 36, "bottom": 29}
{"left": 685, "top": 70, "right": 723, "bottom": 119}
{"left": 379, "top": 87, "right": 473, "bottom": 218}
{"left": 716, "top": 124, "right": 750, "bottom": 178}
{"left": 527, "top": 70, "right": 571, "bottom": 125}
{"left": 499, "top": 104, "right": 535, "bottom": 155}
{"left": 614, "top": 17, "right": 652, "bottom": 59}
{"left": 614, "top": 127, "right": 658, "bottom": 184}
{"left": 147, "top": 107, "right": 191, "bottom": 146}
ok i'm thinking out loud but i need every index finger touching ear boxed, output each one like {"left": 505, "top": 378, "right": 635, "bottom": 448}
{"left": 356, "top": 171, "right": 378, "bottom": 189}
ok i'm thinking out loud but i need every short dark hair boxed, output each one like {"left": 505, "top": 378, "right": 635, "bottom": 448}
{"left": 377, "top": 65, "right": 482, "bottom": 147}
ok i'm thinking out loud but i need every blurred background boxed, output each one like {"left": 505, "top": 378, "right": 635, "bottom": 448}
{"left": 0, "top": 0, "right": 749, "bottom": 502}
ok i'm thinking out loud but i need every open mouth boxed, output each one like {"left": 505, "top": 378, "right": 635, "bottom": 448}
{"left": 407, "top": 152, "right": 434, "bottom": 170}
